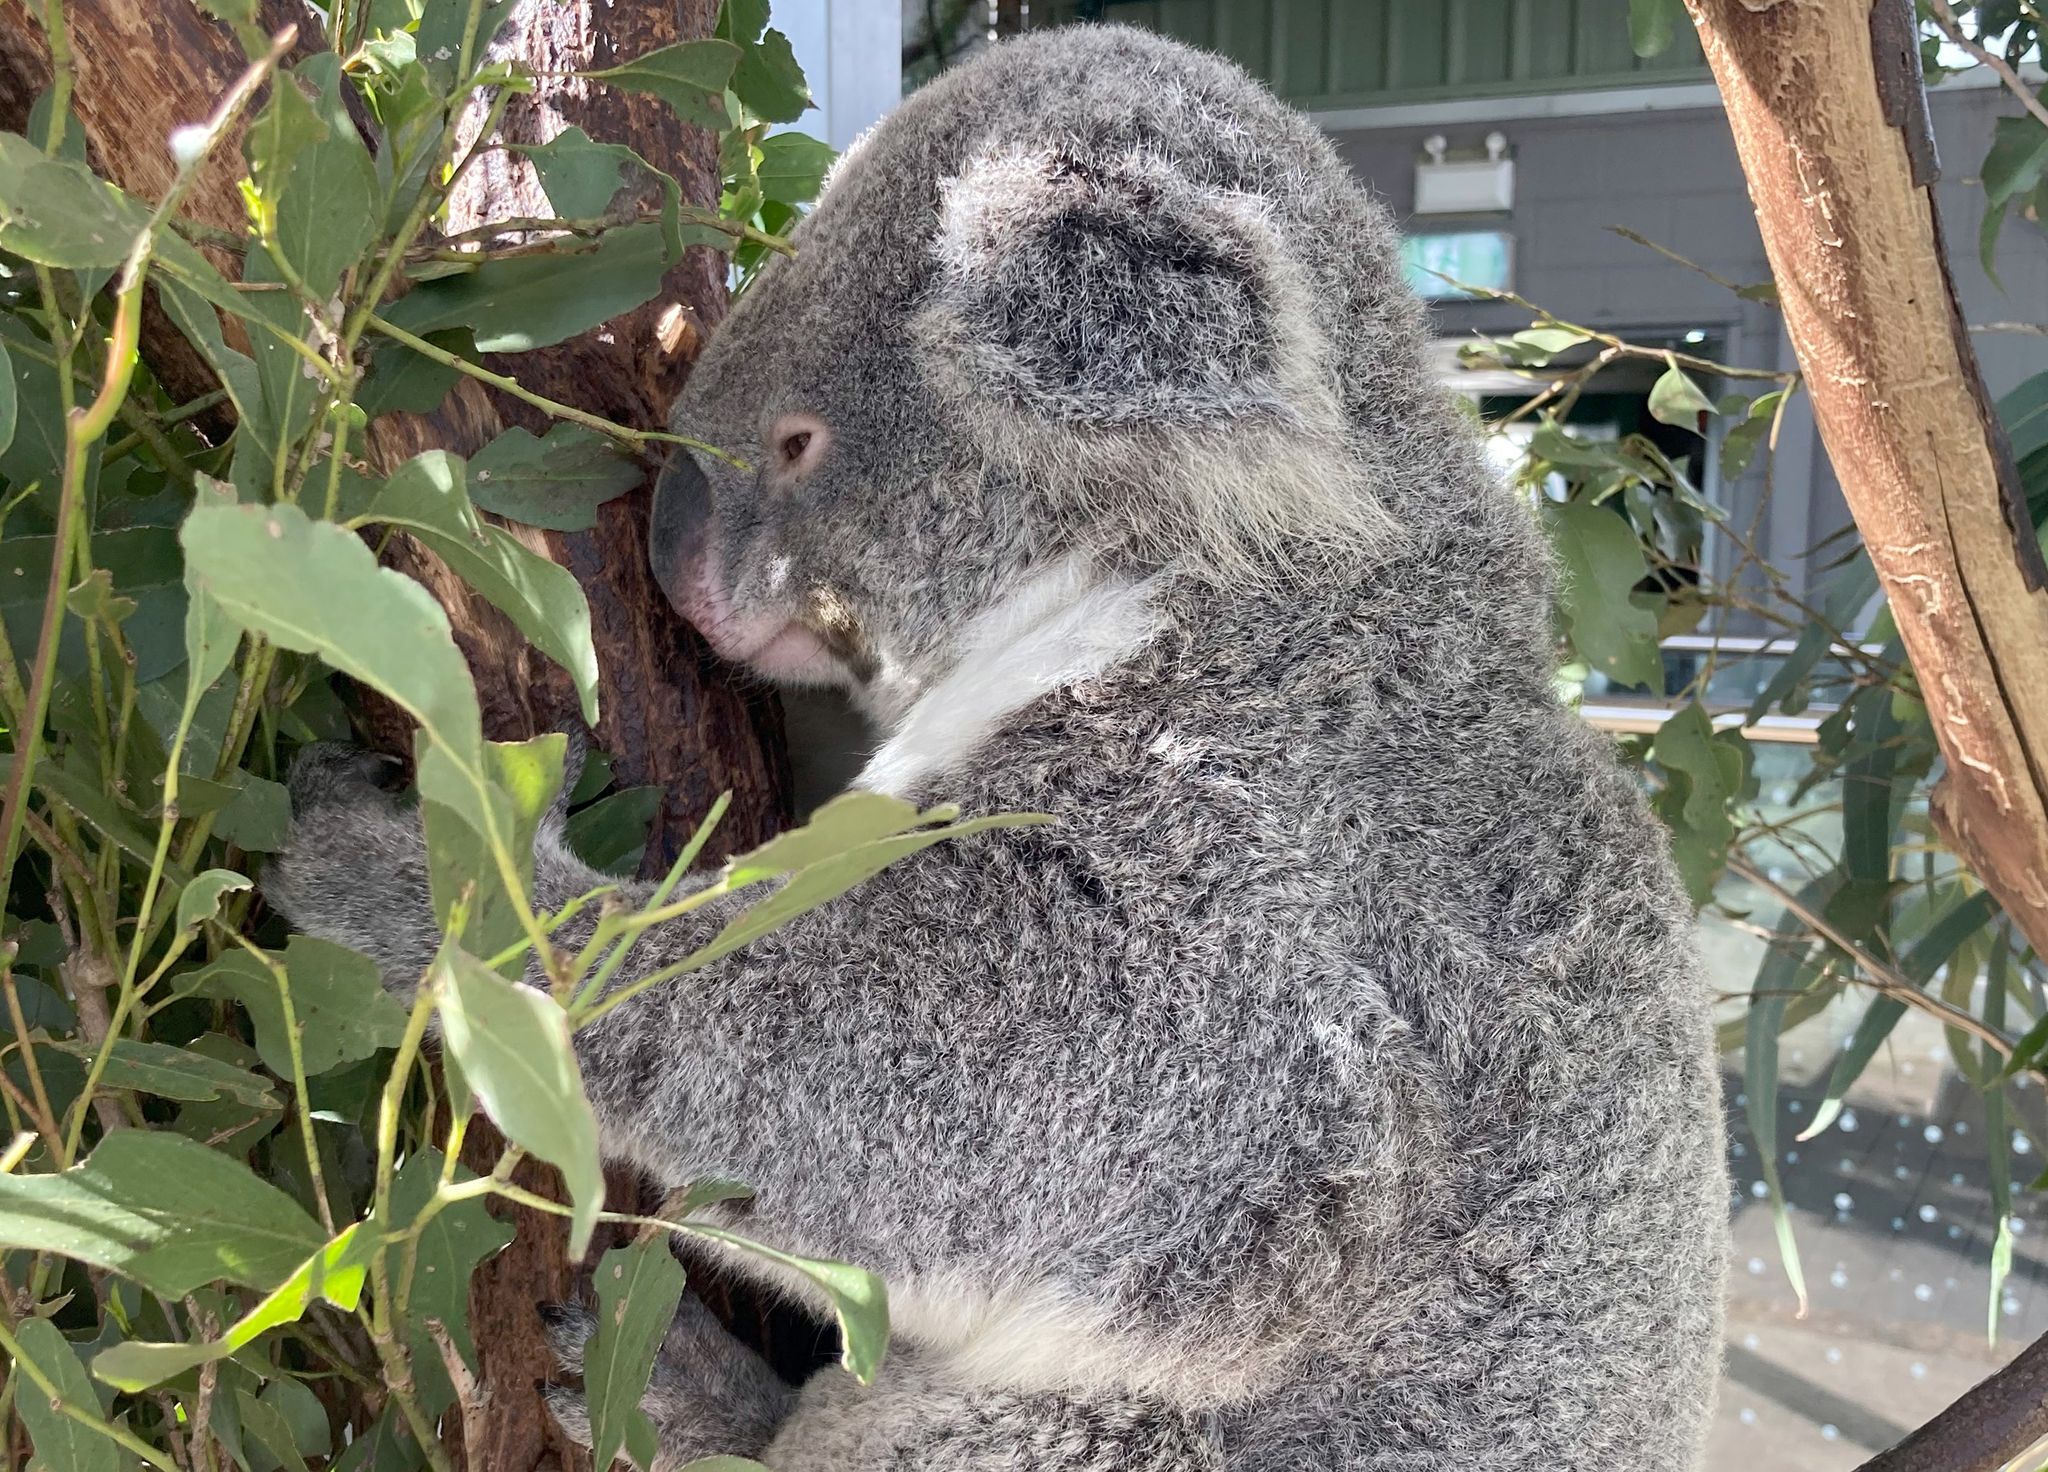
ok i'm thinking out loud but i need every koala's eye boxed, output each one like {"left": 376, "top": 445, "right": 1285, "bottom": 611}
{"left": 765, "top": 413, "right": 829, "bottom": 481}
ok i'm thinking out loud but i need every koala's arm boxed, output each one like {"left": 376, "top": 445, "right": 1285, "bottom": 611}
{"left": 264, "top": 752, "right": 1130, "bottom": 1274}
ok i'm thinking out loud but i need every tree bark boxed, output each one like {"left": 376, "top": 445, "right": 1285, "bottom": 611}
{"left": 0, "top": 4, "right": 791, "bottom": 1468}
{"left": 1685, "top": 2, "right": 2048, "bottom": 1469}
{"left": 1683, "top": 0, "right": 2048, "bottom": 965}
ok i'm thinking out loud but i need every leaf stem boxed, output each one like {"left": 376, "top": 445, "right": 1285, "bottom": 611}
{"left": 364, "top": 314, "right": 749, "bottom": 469}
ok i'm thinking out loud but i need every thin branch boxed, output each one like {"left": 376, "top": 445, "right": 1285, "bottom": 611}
{"left": 1728, "top": 857, "right": 2021, "bottom": 1061}
{"left": 1924, "top": 0, "right": 2048, "bottom": 132}
{"left": 1971, "top": 321, "right": 2048, "bottom": 336}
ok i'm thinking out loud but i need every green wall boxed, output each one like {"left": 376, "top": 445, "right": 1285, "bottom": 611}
{"left": 1033, "top": 0, "right": 1708, "bottom": 109}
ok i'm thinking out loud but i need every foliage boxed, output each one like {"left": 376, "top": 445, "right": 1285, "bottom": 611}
{"left": 0, "top": 2, "right": 986, "bottom": 1468}
{"left": 1476, "top": 0, "right": 2048, "bottom": 1325}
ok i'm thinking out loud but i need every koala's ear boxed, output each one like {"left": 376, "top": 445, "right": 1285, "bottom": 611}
{"left": 913, "top": 146, "right": 1331, "bottom": 435}
{"left": 911, "top": 146, "right": 1393, "bottom": 580}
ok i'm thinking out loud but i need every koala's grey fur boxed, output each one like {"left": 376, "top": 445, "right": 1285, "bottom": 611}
{"left": 268, "top": 24, "right": 1728, "bottom": 1471}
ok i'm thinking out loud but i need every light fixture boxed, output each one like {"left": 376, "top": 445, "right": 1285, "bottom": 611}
{"left": 1414, "top": 131, "right": 1514, "bottom": 216}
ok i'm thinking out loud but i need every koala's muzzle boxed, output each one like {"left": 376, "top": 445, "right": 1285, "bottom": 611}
{"left": 649, "top": 450, "right": 713, "bottom": 616}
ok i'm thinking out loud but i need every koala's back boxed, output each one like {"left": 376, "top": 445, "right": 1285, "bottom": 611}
{"left": 918, "top": 565, "right": 1729, "bottom": 1469}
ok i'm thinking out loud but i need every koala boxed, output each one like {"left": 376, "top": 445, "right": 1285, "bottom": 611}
{"left": 268, "top": 23, "right": 1728, "bottom": 1472}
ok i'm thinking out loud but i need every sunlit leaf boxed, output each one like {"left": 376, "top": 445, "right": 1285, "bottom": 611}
{"left": 357, "top": 451, "right": 601, "bottom": 724}
{"left": 92, "top": 1221, "right": 377, "bottom": 1390}
{"left": 0, "top": 1131, "right": 323, "bottom": 1295}
{"left": 434, "top": 944, "right": 605, "bottom": 1255}
{"left": 590, "top": 40, "right": 742, "bottom": 130}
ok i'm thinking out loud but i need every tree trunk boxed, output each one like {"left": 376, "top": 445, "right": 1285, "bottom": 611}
{"left": 1683, "top": 0, "right": 2048, "bottom": 963}
{"left": 1684, "top": 2, "right": 2048, "bottom": 1468}
{"left": 0, "top": 4, "right": 792, "bottom": 1468}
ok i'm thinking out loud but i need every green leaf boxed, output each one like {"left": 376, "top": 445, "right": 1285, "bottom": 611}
{"left": 584, "top": 1236, "right": 688, "bottom": 1471}
{"left": 236, "top": 1388, "right": 312, "bottom": 1472}
{"left": 421, "top": 732, "right": 564, "bottom": 964}
{"left": 168, "top": 1034, "right": 284, "bottom": 1160}
{"left": 723, "top": 791, "right": 926, "bottom": 886}
{"left": 733, "top": 28, "right": 812, "bottom": 124}
{"left": 590, "top": 40, "right": 743, "bottom": 130}
{"left": 328, "top": 1405, "right": 423, "bottom": 1472}
{"left": 715, "top": 0, "right": 770, "bottom": 43}
{"left": 1982, "top": 105, "right": 2048, "bottom": 206}
{"left": 0, "top": 129, "right": 148, "bottom": 266}
{"left": 434, "top": 944, "right": 605, "bottom": 1255}
{"left": 389, "top": 1150, "right": 514, "bottom": 1417}
{"left": 50, "top": 1037, "right": 277, "bottom": 1108}
{"left": 0, "top": 1131, "right": 323, "bottom": 1296}
{"left": 1718, "top": 389, "right": 1783, "bottom": 481}
{"left": 357, "top": 450, "right": 601, "bottom": 724}
{"left": 1628, "top": 0, "right": 1681, "bottom": 57}
{"left": 565, "top": 785, "right": 662, "bottom": 875}
{"left": 178, "top": 868, "right": 253, "bottom": 932}
{"left": 269, "top": 58, "right": 380, "bottom": 300}
{"left": 357, "top": 329, "right": 472, "bottom": 420}
{"left": 523, "top": 125, "right": 631, "bottom": 219}
{"left": 93, "top": 1221, "right": 378, "bottom": 1390}
{"left": 683, "top": 1223, "right": 887, "bottom": 1384}
{"left": 215, "top": 771, "right": 292, "bottom": 852}
{"left": 189, "top": 938, "right": 408, "bottom": 1078}
{"left": 1647, "top": 358, "right": 1716, "bottom": 432}
{"left": 181, "top": 498, "right": 485, "bottom": 780}
{"left": 13, "top": 1318, "right": 120, "bottom": 1472}
{"left": 384, "top": 221, "right": 676, "bottom": 352}
{"left": 1544, "top": 500, "right": 1664, "bottom": 691}
{"left": 1651, "top": 702, "right": 1746, "bottom": 904}
{"left": 1743, "top": 879, "right": 1837, "bottom": 1316}
{"left": 693, "top": 813, "right": 1042, "bottom": 970}
{"left": 0, "top": 338, "right": 17, "bottom": 458}
{"left": 755, "top": 131, "right": 834, "bottom": 206}
{"left": 467, "top": 422, "right": 645, "bottom": 532}
{"left": 1800, "top": 886, "right": 1999, "bottom": 1139}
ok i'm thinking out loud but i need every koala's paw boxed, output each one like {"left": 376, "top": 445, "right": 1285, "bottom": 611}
{"left": 541, "top": 1295, "right": 796, "bottom": 1468}
{"left": 262, "top": 744, "right": 437, "bottom": 992}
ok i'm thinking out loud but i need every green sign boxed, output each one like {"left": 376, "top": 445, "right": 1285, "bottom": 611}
{"left": 1401, "top": 230, "right": 1514, "bottom": 300}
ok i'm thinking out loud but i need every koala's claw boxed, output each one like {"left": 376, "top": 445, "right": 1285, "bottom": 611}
{"left": 540, "top": 1300, "right": 596, "bottom": 1378}
{"left": 538, "top": 1292, "right": 797, "bottom": 1469}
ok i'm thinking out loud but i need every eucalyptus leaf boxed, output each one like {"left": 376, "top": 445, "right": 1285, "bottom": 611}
{"left": 389, "top": 1150, "right": 514, "bottom": 1417}
{"left": 1543, "top": 500, "right": 1664, "bottom": 692}
{"left": 732, "top": 29, "right": 812, "bottom": 124}
{"left": 755, "top": 130, "right": 834, "bottom": 206}
{"left": 383, "top": 221, "right": 676, "bottom": 352}
{"left": 13, "top": 1318, "right": 120, "bottom": 1472}
{"left": 92, "top": 1221, "right": 377, "bottom": 1390}
{"left": 1647, "top": 360, "right": 1716, "bottom": 432}
{"left": 0, "top": 130, "right": 147, "bottom": 266}
{"left": 590, "top": 40, "right": 743, "bottom": 131}
{"left": 0, "top": 1131, "right": 324, "bottom": 1296}
{"left": 683, "top": 1223, "right": 887, "bottom": 1383}
{"left": 434, "top": 944, "right": 605, "bottom": 1254}
{"left": 359, "top": 451, "right": 601, "bottom": 724}
{"left": 177, "top": 868, "right": 253, "bottom": 932}
{"left": 50, "top": 1037, "right": 277, "bottom": 1108}
{"left": 584, "top": 1236, "right": 688, "bottom": 1471}
{"left": 467, "top": 422, "right": 644, "bottom": 532}
{"left": 187, "top": 938, "right": 408, "bottom": 1079}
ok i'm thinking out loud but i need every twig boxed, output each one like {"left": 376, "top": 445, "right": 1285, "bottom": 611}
{"left": 1854, "top": 1324, "right": 2048, "bottom": 1470}
{"left": 1727, "top": 857, "right": 2021, "bottom": 1060}
{"left": 1924, "top": 0, "right": 2048, "bottom": 133}
{"left": 365, "top": 314, "right": 751, "bottom": 470}
{"left": 1971, "top": 321, "right": 2048, "bottom": 336}
{"left": 425, "top": 1318, "right": 490, "bottom": 1459}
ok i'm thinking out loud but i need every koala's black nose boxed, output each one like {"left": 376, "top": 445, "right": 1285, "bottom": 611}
{"left": 649, "top": 450, "right": 713, "bottom": 611}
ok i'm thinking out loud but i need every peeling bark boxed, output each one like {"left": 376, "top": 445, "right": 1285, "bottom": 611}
{"left": 1686, "top": 0, "right": 2048, "bottom": 965}
{"left": 1686, "top": 3, "right": 2048, "bottom": 1468}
